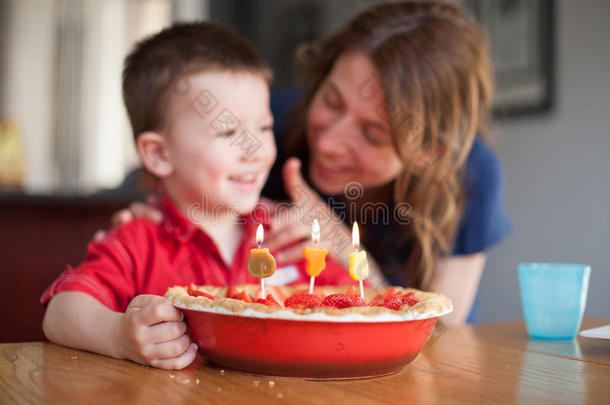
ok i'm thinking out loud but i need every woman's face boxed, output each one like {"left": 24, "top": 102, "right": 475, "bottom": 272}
{"left": 306, "top": 51, "right": 403, "bottom": 195}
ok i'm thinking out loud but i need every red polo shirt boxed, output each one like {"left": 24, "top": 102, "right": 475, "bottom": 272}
{"left": 41, "top": 196, "right": 353, "bottom": 312}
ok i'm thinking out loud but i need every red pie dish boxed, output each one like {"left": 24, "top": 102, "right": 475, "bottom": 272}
{"left": 165, "top": 284, "right": 452, "bottom": 379}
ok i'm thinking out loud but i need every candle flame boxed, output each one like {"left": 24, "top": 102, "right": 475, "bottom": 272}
{"left": 312, "top": 219, "right": 320, "bottom": 244}
{"left": 256, "top": 224, "right": 264, "bottom": 245}
{"left": 352, "top": 222, "right": 360, "bottom": 251}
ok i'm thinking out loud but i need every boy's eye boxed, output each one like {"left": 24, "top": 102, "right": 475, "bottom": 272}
{"left": 217, "top": 128, "right": 237, "bottom": 138}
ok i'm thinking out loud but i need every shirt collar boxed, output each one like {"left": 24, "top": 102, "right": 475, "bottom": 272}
{"left": 160, "top": 196, "right": 199, "bottom": 242}
{"left": 160, "top": 195, "right": 273, "bottom": 244}
{"left": 242, "top": 198, "right": 273, "bottom": 239}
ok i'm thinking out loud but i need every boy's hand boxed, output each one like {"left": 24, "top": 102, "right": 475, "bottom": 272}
{"left": 119, "top": 294, "right": 197, "bottom": 370}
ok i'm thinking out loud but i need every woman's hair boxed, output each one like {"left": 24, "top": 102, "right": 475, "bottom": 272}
{"left": 288, "top": 1, "right": 493, "bottom": 289}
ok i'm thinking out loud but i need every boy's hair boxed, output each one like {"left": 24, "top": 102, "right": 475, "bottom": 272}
{"left": 122, "top": 21, "right": 271, "bottom": 139}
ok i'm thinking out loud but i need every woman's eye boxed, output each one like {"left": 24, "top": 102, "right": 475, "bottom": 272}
{"left": 362, "top": 127, "right": 386, "bottom": 147}
{"left": 259, "top": 125, "right": 273, "bottom": 133}
{"left": 323, "top": 91, "right": 341, "bottom": 109}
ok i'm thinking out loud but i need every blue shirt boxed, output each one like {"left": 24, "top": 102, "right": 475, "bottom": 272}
{"left": 264, "top": 88, "right": 512, "bottom": 322}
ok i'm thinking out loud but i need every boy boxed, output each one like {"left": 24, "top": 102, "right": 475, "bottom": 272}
{"left": 41, "top": 22, "right": 352, "bottom": 370}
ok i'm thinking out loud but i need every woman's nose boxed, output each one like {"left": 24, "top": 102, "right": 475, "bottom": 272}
{"left": 314, "top": 115, "right": 355, "bottom": 155}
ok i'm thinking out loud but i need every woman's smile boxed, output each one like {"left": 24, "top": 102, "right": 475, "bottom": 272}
{"left": 311, "top": 157, "right": 352, "bottom": 179}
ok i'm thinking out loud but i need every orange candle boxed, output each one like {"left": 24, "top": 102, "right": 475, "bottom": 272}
{"left": 247, "top": 224, "right": 276, "bottom": 297}
{"left": 302, "top": 219, "right": 328, "bottom": 294}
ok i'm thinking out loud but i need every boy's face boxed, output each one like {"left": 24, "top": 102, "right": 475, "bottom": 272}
{"left": 149, "top": 71, "right": 276, "bottom": 216}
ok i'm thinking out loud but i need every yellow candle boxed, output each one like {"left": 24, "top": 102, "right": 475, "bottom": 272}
{"left": 247, "top": 224, "right": 276, "bottom": 279}
{"left": 349, "top": 222, "right": 368, "bottom": 300}
{"left": 348, "top": 222, "right": 369, "bottom": 281}
{"left": 349, "top": 250, "right": 369, "bottom": 281}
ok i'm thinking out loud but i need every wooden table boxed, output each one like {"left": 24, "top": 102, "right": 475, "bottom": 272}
{"left": 1, "top": 319, "right": 609, "bottom": 404}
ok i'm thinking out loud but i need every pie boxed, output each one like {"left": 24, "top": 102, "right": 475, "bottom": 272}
{"left": 165, "top": 283, "right": 452, "bottom": 322}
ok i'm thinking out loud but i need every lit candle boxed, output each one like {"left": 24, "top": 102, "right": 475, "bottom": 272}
{"left": 349, "top": 222, "right": 369, "bottom": 299}
{"left": 247, "top": 224, "right": 276, "bottom": 297}
{"left": 302, "top": 219, "right": 328, "bottom": 294}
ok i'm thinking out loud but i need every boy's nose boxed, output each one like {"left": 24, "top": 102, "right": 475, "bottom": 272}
{"left": 236, "top": 130, "right": 273, "bottom": 163}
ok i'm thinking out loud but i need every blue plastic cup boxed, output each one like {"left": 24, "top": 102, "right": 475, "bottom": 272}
{"left": 518, "top": 263, "right": 591, "bottom": 340}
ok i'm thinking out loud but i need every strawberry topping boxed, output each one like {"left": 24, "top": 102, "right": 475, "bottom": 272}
{"left": 226, "top": 289, "right": 254, "bottom": 303}
{"left": 225, "top": 286, "right": 238, "bottom": 298}
{"left": 345, "top": 286, "right": 366, "bottom": 306}
{"left": 401, "top": 292, "right": 419, "bottom": 306}
{"left": 284, "top": 293, "right": 323, "bottom": 309}
{"left": 255, "top": 294, "right": 281, "bottom": 307}
{"left": 321, "top": 293, "right": 352, "bottom": 309}
{"left": 383, "top": 287, "right": 398, "bottom": 300}
{"left": 236, "top": 290, "right": 253, "bottom": 303}
{"left": 293, "top": 288, "right": 325, "bottom": 300}
{"left": 383, "top": 294, "right": 403, "bottom": 310}
{"left": 187, "top": 283, "right": 215, "bottom": 300}
{"left": 255, "top": 286, "right": 286, "bottom": 306}
{"left": 192, "top": 284, "right": 418, "bottom": 311}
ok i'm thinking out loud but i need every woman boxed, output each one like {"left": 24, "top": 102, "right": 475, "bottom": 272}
{"left": 111, "top": 2, "right": 511, "bottom": 325}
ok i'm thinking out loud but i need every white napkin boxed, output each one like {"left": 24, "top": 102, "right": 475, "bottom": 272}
{"left": 579, "top": 324, "right": 610, "bottom": 340}
{"left": 265, "top": 265, "right": 299, "bottom": 286}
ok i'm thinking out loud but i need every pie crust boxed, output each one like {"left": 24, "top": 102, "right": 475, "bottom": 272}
{"left": 165, "top": 284, "right": 453, "bottom": 323}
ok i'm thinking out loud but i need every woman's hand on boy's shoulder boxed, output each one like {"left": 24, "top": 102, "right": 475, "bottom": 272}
{"left": 117, "top": 294, "right": 197, "bottom": 370}
{"left": 94, "top": 195, "right": 163, "bottom": 242}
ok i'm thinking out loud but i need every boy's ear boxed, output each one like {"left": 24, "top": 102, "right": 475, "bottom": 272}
{"left": 136, "top": 132, "right": 173, "bottom": 178}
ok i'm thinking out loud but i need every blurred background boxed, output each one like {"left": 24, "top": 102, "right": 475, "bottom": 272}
{"left": 0, "top": 0, "right": 608, "bottom": 341}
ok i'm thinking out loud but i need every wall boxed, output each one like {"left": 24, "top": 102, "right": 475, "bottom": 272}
{"left": 480, "top": 0, "right": 610, "bottom": 322}
{"left": 0, "top": 0, "right": 171, "bottom": 194}
{"left": 2, "top": 0, "right": 56, "bottom": 192}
